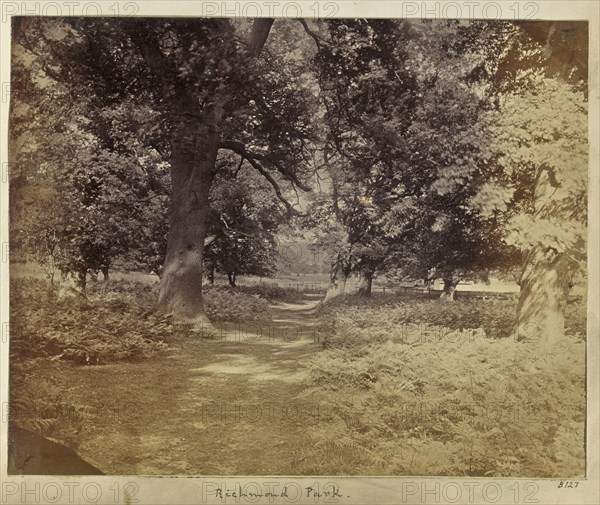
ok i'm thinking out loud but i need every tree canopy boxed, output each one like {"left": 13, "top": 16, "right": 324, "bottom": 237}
{"left": 9, "top": 17, "right": 588, "bottom": 340}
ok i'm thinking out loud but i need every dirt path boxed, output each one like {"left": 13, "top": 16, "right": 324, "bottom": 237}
{"left": 51, "top": 294, "right": 324, "bottom": 475}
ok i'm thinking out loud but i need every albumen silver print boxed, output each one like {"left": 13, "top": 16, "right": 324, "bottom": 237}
{"left": 0, "top": 1, "right": 598, "bottom": 504}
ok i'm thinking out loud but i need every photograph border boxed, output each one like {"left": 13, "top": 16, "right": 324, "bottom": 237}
{"left": 1, "top": 1, "right": 598, "bottom": 504}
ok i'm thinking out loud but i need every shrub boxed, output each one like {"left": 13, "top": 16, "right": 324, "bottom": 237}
{"left": 10, "top": 359, "right": 96, "bottom": 449}
{"left": 317, "top": 292, "right": 583, "bottom": 342}
{"left": 9, "top": 278, "right": 177, "bottom": 451}
{"left": 235, "top": 283, "right": 303, "bottom": 303}
{"left": 203, "top": 285, "right": 272, "bottom": 322}
{"left": 10, "top": 278, "right": 171, "bottom": 365}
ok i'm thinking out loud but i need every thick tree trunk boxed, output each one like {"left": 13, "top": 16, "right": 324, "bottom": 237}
{"left": 101, "top": 266, "right": 109, "bottom": 282}
{"left": 156, "top": 92, "right": 218, "bottom": 325}
{"left": 357, "top": 270, "right": 373, "bottom": 297}
{"left": 325, "top": 275, "right": 347, "bottom": 301}
{"left": 439, "top": 278, "right": 459, "bottom": 302}
{"left": 514, "top": 162, "right": 580, "bottom": 344}
{"left": 515, "top": 247, "right": 572, "bottom": 344}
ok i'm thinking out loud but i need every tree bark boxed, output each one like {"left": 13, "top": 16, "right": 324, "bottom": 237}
{"left": 514, "top": 161, "right": 581, "bottom": 344}
{"left": 515, "top": 247, "right": 572, "bottom": 344}
{"left": 439, "top": 278, "right": 459, "bottom": 302}
{"left": 325, "top": 274, "right": 347, "bottom": 301}
{"left": 356, "top": 270, "right": 373, "bottom": 297}
{"left": 77, "top": 268, "right": 87, "bottom": 292}
{"left": 156, "top": 89, "right": 218, "bottom": 324}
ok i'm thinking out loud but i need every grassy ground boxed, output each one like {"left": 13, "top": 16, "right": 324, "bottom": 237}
{"left": 295, "top": 295, "right": 586, "bottom": 477}
{"left": 9, "top": 273, "right": 587, "bottom": 477}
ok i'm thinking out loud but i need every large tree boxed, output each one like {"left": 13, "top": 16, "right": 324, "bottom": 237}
{"left": 308, "top": 19, "right": 419, "bottom": 299}
{"left": 478, "top": 22, "right": 588, "bottom": 342}
{"left": 11, "top": 17, "right": 317, "bottom": 324}
{"left": 311, "top": 20, "right": 519, "bottom": 300}
{"left": 8, "top": 58, "right": 167, "bottom": 290}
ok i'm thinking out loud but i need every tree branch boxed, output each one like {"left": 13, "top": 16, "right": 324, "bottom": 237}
{"left": 219, "top": 215, "right": 254, "bottom": 238}
{"left": 233, "top": 156, "right": 245, "bottom": 178}
{"left": 297, "top": 19, "right": 327, "bottom": 49}
{"left": 219, "top": 140, "right": 311, "bottom": 192}
{"left": 249, "top": 157, "right": 297, "bottom": 217}
{"left": 223, "top": 149, "right": 296, "bottom": 217}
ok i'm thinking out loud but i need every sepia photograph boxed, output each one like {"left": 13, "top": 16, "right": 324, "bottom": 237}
{"left": 0, "top": 2, "right": 598, "bottom": 504}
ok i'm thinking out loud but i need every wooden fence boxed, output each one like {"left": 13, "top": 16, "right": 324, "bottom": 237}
{"left": 275, "top": 282, "right": 432, "bottom": 295}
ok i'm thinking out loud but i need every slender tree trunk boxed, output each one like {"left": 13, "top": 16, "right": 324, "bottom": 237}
{"left": 325, "top": 255, "right": 350, "bottom": 301}
{"left": 439, "top": 278, "right": 459, "bottom": 302}
{"left": 77, "top": 269, "right": 87, "bottom": 292}
{"left": 101, "top": 266, "right": 109, "bottom": 282}
{"left": 207, "top": 264, "right": 215, "bottom": 285}
{"left": 357, "top": 270, "right": 373, "bottom": 297}
{"left": 227, "top": 272, "right": 236, "bottom": 288}
{"left": 515, "top": 247, "right": 572, "bottom": 344}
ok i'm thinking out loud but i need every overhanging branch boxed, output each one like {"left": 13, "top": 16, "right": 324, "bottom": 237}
{"left": 297, "top": 19, "right": 327, "bottom": 49}
{"left": 221, "top": 146, "right": 297, "bottom": 216}
{"left": 219, "top": 140, "right": 311, "bottom": 192}
{"left": 238, "top": 155, "right": 297, "bottom": 217}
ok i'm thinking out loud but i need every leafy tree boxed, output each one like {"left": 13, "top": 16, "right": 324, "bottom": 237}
{"left": 301, "top": 190, "right": 354, "bottom": 300}
{"left": 477, "top": 22, "right": 588, "bottom": 341}
{"left": 11, "top": 139, "right": 169, "bottom": 292}
{"left": 11, "top": 17, "right": 318, "bottom": 324}
{"left": 375, "top": 20, "right": 521, "bottom": 300}
{"left": 204, "top": 160, "right": 283, "bottom": 287}
{"left": 308, "top": 19, "right": 418, "bottom": 298}
{"left": 423, "top": 20, "right": 592, "bottom": 337}
{"left": 309, "top": 21, "right": 520, "bottom": 300}
{"left": 9, "top": 34, "right": 175, "bottom": 290}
